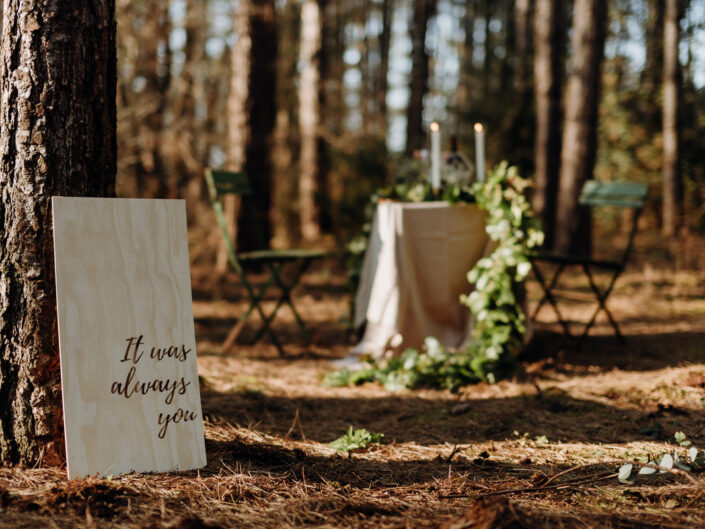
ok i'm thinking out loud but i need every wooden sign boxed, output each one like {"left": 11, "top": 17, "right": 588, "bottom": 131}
{"left": 52, "top": 197, "right": 207, "bottom": 479}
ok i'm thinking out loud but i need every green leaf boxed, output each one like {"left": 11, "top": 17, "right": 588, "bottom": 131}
{"left": 329, "top": 426, "right": 384, "bottom": 453}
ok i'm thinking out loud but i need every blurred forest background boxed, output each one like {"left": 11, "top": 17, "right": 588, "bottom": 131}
{"left": 47, "top": 0, "right": 705, "bottom": 263}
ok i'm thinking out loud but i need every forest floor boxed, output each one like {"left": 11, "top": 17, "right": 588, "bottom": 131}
{"left": 1, "top": 252, "right": 705, "bottom": 528}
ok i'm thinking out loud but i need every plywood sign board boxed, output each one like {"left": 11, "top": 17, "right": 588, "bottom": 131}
{"left": 53, "top": 197, "right": 207, "bottom": 479}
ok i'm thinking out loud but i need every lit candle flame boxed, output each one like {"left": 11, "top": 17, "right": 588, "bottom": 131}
{"left": 474, "top": 123, "right": 483, "bottom": 132}
{"left": 430, "top": 122, "right": 439, "bottom": 132}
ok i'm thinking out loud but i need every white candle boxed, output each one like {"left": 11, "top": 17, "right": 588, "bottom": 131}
{"left": 430, "top": 122, "right": 441, "bottom": 192}
{"left": 474, "top": 122, "right": 485, "bottom": 183}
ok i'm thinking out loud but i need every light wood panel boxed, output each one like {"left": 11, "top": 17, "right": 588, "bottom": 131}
{"left": 53, "top": 198, "right": 206, "bottom": 479}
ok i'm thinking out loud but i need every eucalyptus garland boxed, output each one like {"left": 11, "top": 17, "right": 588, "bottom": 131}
{"left": 331, "top": 162, "right": 543, "bottom": 390}
{"left": 461, "top": 162, "right": 544, "bottom": 382}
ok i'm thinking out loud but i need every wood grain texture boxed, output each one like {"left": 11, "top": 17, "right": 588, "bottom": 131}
{"left": 52, "top": 198, "right": 206, "bottom": 479}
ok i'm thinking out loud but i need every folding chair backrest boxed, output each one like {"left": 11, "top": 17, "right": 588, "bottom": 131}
{"left": 204, "top": 168, "right": 252, "bottom": 275}
{"left": 579, "top": 180, "right": 648, "bottom": 209}
{"left": 205, "top": 169, "right": 252, "bottom": 201}
{"left": 579, "top": 180, "right": 649, "bottom": 269}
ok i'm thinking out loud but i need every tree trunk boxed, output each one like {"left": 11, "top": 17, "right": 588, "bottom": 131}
{"left": 316, "top": 0, "right": 332, "bottom": 233}
{"left": 532, "top": 0, "right": 564, "bottom": 249}
{"left": 133, "top": 1, "right": 171, "bottom": 199}
{"left": 483, "top": 0, "right": 492, "bottom": 100}
{"left": 238, "top": 0, "right": 277, "bottom": 251}
{"left": 0, "top": 0, "right": 117, "bottom": 465}
{"left": 457, "top": 1, "right": 474, "bottom": 122}
{"left": 299, "top": 0, "right": 322, "bottom": 241}
{"left": 360, "top": 0, "right": 372, "bottom": 136}
{"left": 643, "top": 0, "right": 664, "bottom": 95}
{"left": 217, "top": 1, "right": 251, "bottom": 272}
{"left": 171, "top": 0, "right": 207, "bottom": 200}
{"left": 272, "top": 0, "right": 301, "bottom": 247}
{"left": 554, "top": 0, "right": 607, "bottom": 255}
{"left": 378, "top": 0, "right": 393, "bottom": 135}
{"left": 498, "top": 0, "right": 533, "bottom": 175}
{"left": 662, "top": 0, "right": 683, "bottom": 236}
{"left": 405, "top": 0, "right": 436, "bottom": 155}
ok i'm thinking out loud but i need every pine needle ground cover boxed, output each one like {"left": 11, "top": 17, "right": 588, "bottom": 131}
{"left": 1, "top": 264, "right": 705, "bottom": 528}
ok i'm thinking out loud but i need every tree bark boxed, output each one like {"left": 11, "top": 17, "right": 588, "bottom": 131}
{"left": 662, "top": 0, "right": 683, "bottom": 236}
{"left": 0, "top": 0, "right": 117, "bottom": 465}
{"left": 405, "top": 0, "right": 437, "bottom": 155}
{"left": 316, "top": 0, "right": 332, "bottom": 233}
{"left": 272, "top": 0, "right": 301, "bottom": 247}
{"left": 554, "top": 0, "right": 607, "bottom": 254}
{"left": 378, "top": 0, "right": 393, "bottom": 136}
{"left": 498, "top": 0, "right": 534, "bottom": 175}
{"left": 643, "top": 0, "right": 664, "bottom": 94}
{"left": 217, "top": 1, "right": 251, "bottom": 272}
{"left": 483, "top": 0, "right": 492, "bottom": 99}
{"left": 360, "top": 0, "right": 372, "bottom": 136}
{"left": 532, "top": 0, "right": 564, "bottom": 249}
{"left": 299, "top": 0, "right": 322, "bottom": 240}
{"left": 238, "top": 0, "right": 277, "bottom": 251}
{"left": 457, "top": 1, "right": 474, "bottom": 121}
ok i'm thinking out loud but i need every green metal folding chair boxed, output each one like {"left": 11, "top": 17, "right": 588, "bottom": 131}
{"left": 205, "top": 168, "right": 330, "bottom": 355}
{"left": 530, "top": 180, "right": 649, "bottom": 346}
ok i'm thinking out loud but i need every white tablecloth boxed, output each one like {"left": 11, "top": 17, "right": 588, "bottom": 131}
{"left": 352, "top": 201, "right": 490, "bottom": 358}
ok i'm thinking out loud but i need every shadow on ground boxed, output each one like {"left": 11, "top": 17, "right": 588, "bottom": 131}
{"left": 523, "top": 328, "right": 705, "bottom": 372}
{"left": 201, "top": 383, "right": 705, "bottom": 448}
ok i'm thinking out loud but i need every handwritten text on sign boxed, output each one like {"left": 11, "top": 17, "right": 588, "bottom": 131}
{"left": 110, "top": 335, "right": 199, "bottom": 439}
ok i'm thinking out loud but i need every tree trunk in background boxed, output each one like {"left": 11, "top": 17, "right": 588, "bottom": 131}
{"left": 133, "top": 2, "right": 171, "bottom": 199}
{"left": 483, "top": 0, "right": 492, "bottom": 100}
{"left": 299, "top": 0, "right": 322, "bottom": 241}
{"left": 457, "top": 1, "right": 474, "bottom": 126}
{"left": 500, "top": 0, "right": 517, "bottom": 92}
{"left": 217, "top": 1, "right": 251, "bottom": 272}
{"left": 405, "top": 0, "right": 436, "bottom": 155}
{"left": 272, "top": 0, "right": 301, "bottom": 247}
{"left": 325, "top": 0, "right": 348, "bottom": 210}
{"left": 533, "top": 0, "right": 564, "bottom": 249}
{"left": 171, "top": 0, "right": 207, "bottom": 200}
{"left": 643, "top": 0, "right": 664, "bottom": 96}
{"left": 499, "top": 0, "right": 533, "bottom": 175}
{"left": 662, "top": 0, "right": 683, "bottom": 237}
{"left": 513, "top": 0, "right": 531, "bottom": 89}
{"left": 0, "top": 0, "right": 116, "bottom": 465}
{"left": 378, "top": 0, "right": 392, "bottom": 136}
{"left": 316, "top": 0, "right": 332, "bottom": 233}
{"left": 554, "top": 0, "right": 607, "bottom": 255}
{"left": 238, "top": 0, "right": 277, "bottom": 251}
{"left": 361, "top": 0, "right": 372, "bottom": 136}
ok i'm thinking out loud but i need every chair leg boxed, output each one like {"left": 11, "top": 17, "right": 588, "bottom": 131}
{"left": 249, "top": 270, "right": 288, "bottom": 355}
{"left": 222, "top": 270, "right": 286, "bottom": 355}
{"left": 531, "top": 261, "right": 572, "bottom": 337}
{"left": 225, "top": 258, "right": 316, "bottom": 357}
{"left": 223, "top": 319, "right": 247, "bottom": 351}
{"left": 270, "top": 259, "right": 313, "bottom": 339}
{"left": 222, "top": 284, "right": 262, "bottom": 351}
{"left": 579, "top": 264, "right": 625, "bottom": 346}
{"left": 253, "top": 259, "right": 313, "bottom": 348}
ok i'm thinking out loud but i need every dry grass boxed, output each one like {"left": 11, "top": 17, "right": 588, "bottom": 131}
{"left": 2, "top": 253, "right": 705, "bottom": 528}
